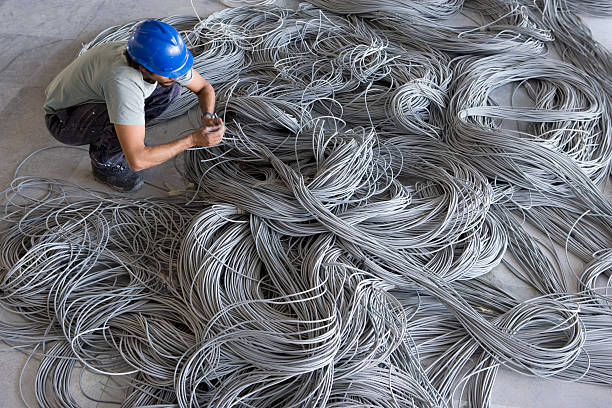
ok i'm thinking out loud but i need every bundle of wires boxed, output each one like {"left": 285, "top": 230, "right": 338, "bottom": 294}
{"left": 2, "top": 1, "right": 612, "bottom": 407}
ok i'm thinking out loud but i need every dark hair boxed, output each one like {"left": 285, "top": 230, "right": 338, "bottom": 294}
{"left": 124, "top": 50, "right": 143, "bottom": 71}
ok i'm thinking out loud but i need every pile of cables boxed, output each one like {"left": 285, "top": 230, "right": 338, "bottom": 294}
{"left": 2, "top": 1, "right": 612, "bottom": 407}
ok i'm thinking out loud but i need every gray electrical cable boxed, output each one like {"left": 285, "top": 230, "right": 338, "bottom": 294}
{"left": 2, "top": 2, "right": 612, "bottom": 407}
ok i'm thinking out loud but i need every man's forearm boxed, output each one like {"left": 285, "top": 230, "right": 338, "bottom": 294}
{"left": 197, "top": 85, "right": 216, "bottom": 115}
{"left": 115, "top": 120, "right": 221, "bottom": 172}
{"left": 135, "top": 133, "right": 195, "bottom": 171}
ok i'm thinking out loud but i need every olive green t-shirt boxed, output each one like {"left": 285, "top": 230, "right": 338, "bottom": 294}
{"left": 43, "top": 41, "right": 193, "bottom": 125}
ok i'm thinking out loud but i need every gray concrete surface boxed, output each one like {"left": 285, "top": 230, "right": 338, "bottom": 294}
{"left": 0, "top": 1, "right": 611, "bottom": 407}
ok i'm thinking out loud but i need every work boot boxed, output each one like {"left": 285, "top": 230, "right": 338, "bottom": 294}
{"left": 91, "top": 159, "right": 144, "bottom": 193}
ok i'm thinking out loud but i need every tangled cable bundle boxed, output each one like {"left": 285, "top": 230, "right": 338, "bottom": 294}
{"left": 2, "top": 1, "right": 612, "bottom": 407}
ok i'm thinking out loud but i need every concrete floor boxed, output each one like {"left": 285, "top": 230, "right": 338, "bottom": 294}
{"left": 0, "top": 1, "right": 611, "bottom": 407}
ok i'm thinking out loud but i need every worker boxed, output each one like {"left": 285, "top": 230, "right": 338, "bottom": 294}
{"left": 43, "top": 20, "right": 225, "bottom": 192}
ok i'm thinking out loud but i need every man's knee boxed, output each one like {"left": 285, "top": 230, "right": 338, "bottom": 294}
{"left": 168, "top": 81, "right": 181, "bottom": 102}
{"left": 144, "top": 82, "right": 181, "bottom": 121}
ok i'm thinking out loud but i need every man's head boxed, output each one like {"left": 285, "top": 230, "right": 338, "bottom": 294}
{"left": 125, "top": 20, "right": 193, "bottom": 85}
{"left": 124, "top": 50, "right": 178, "bottom": 87}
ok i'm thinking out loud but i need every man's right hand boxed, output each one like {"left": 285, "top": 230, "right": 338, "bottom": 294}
{"left": 191, "top": 119, "right": 225, "bottom": 147}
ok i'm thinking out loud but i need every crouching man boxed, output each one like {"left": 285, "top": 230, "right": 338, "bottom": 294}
{"left": 43, "top": 20, "right": 224, "bottom": 192}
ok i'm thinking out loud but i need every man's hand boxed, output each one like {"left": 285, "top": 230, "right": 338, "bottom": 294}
{"left": 202, "top": 115, "right": 223, "bottom": 130}
{"left": 192, "top": 117, "right": 225, "bottom": 146}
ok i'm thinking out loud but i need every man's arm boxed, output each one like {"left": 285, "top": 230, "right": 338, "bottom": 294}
{"left": 114, "top": 70, "right": 225, "bottom": 171}
{"left": 184, "top": 70, "right": 215, "bottom": 114}
{"left": 184, "top": 70, "right": 224, "bottom": 129}
{"left": 115, "top": 123, "right": 222, "bottom": 171}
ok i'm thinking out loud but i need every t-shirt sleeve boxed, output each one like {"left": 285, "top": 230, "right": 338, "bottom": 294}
{"left": 176, "top": 68, "right": 194, "bottom": 86}
{"left": 103, "top": 78, "right": 146, "bottom": 125}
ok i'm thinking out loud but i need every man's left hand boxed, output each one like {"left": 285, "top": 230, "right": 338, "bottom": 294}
{"left": 202, "top": 115, "right": 223, "bottom": 129}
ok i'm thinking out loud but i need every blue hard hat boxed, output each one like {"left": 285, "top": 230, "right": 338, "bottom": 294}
{"left": 127, "top": 20, "right": 193, "bottom": 78}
